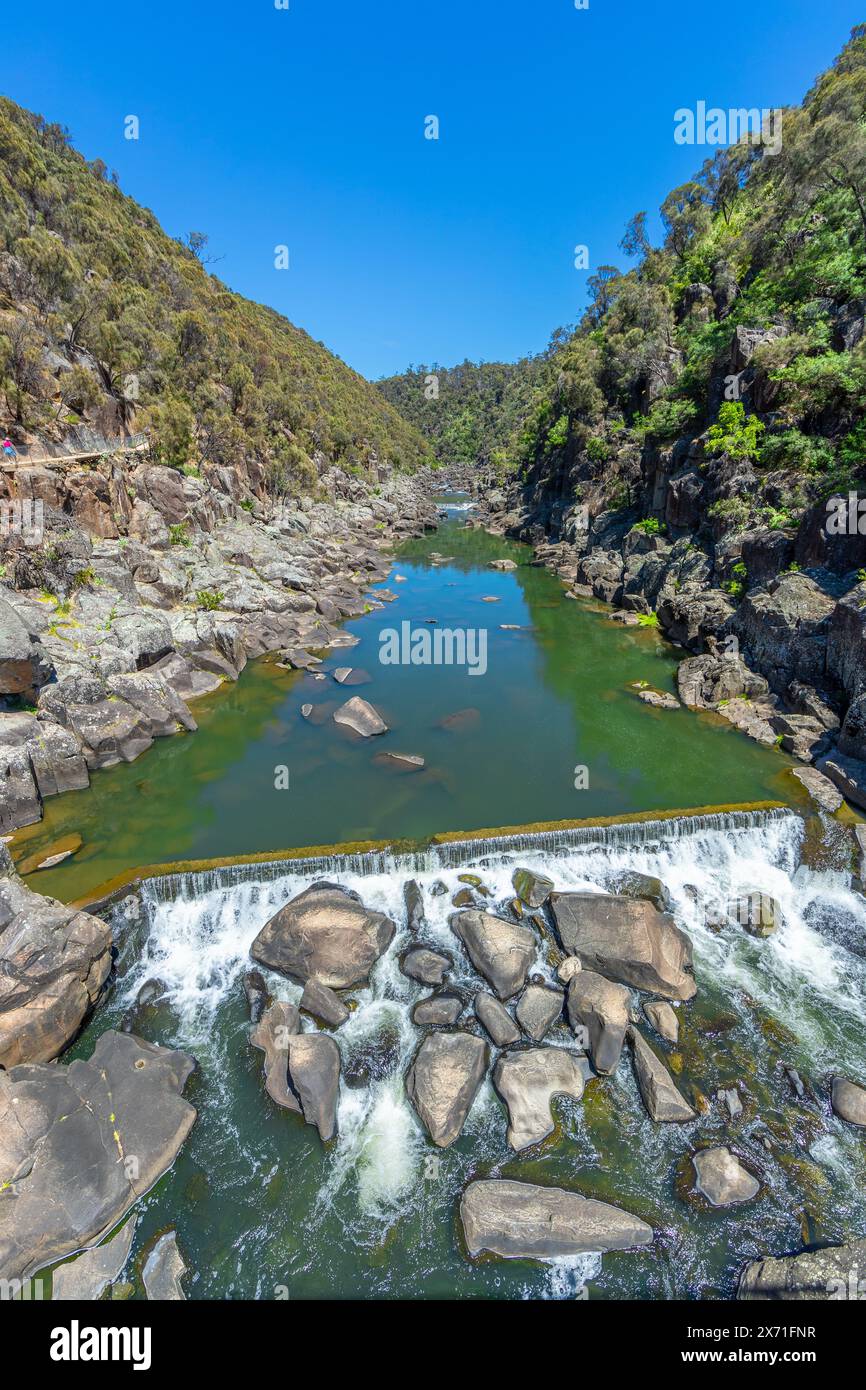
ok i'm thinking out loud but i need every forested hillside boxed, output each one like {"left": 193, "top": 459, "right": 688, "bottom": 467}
{"left": 0, "top": 97, "right": 430, "bottom": 490}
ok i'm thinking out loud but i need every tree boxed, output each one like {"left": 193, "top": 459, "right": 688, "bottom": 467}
{"left": 660, "top": 182, "right": 711, "bottom": 260}
{"left": 620, "top": 211, "right": 651, "bottom": 260}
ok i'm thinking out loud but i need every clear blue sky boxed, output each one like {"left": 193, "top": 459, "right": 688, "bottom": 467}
{"left": 4, "top": 1, "right": 863, "bottom": 380}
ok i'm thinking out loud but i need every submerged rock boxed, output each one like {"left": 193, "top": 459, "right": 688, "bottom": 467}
{"left": 738, "top": 1238, "right": 866, "bottom": 1300}
{"left": 450, "top": 908, "right": 537, "bottom": 1000}
{"left": 250, "top": 1001, "right": 301, "bottom": 1111}
{"left": 567, "top": 970, "right": 630, "bottom": 1074}
{"left": 474, "top": 991, "right": 521, "bottom": 1047}
{"left": 333, "top": 696, "right": 388, "bottom": 736}
{"left": 405, "top": 1031, "right": 488, "bottom": 1147}
{"left": 460, "top": 1179, "right": 653, "bottom": 1259}
{"left": 515, "top": 982, "right": 565, "bottom": 1041}
{"left": 831, "top": 1075, "right": 866, "bottom": 1127}
{"left": 0, "top": 1030, "right": 196, "bottom": 1284}
{"left": 550, "top": 892, "right": 696, "bottom": 1000}
{"left": 629, "top": 1026, "right": 696, "bottom": 1123}
{"left": 142, "top": 1230, "right": 187, "bottom": 1301}
{"left": 251, "top": 882, "right": 395, "bottom": 988}
{"left": 693, "top": 1147, "right": 760, "bottom": 1206}
{"left": 492, "top": 1047, "right": 585, "bottom": 1150}
{"left": 401, "top": 946, "right": 452, "bottom": 986}
{"left": 300, "top": 977, "right": 349, "bottom": 1028}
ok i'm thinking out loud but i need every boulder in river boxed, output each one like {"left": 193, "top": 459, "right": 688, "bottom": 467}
{"left": 693, "top": 1146, "right": 760, "bottom": 1206}
{"left": 405, "top": 1031, "right": 489, "bottom": 1147}
{"left": 142, "top": 1230, "right": 187, "bottom": 1301}
{"left": 401, "top": 945, "right": 452, "bottom": 987}
{"left": 403, "top": 879, "right": 426, "bottom": 932}
{"left": 612, "top": 870, "right": 674, "bottom": 915}
{"left": 460, "top": 1179, "right": 653, "bottom": 1259}
{"left": 0, "top": 1030, "right": 196, "bottom": 1284}
{"left": 51, "top": 1217, "right": 137, "bottom": 1301}
{"left": 250, "top": 1000, "right": 301, "bottom": 1111}
{"left": 512, "top": 867, "right": 554, "bottom": 909}
{"left": 287, "top": 1033, "right": 341, "bottom": 1141}
{"left": 450, "top": 908, "right": 537, "bottom": 999}
{"left": 412, "top": 991, "right": 464, "bottom": 1027}
{"left": 567, "top": 970, "right": 630, "bottom": 1074}
{"left": 550, "top": 892, "right": 697, "bottom": 1000}
{"left": 242, "top": 969, "right": 271, "bottom": 1024}
{"left": 333, "top": 696, "right": 388, "bottom": 736}
{"left": 515, "top": 982, "right": 565, "bottom": 1042}
{"left": 492, "top": 1047, "right": 586, "bottom": 1150}
{"left": 333, "top": 666, "right": 371, "bottom": 685}
{"left": 474, "top": 991, "right": 521, "bottom": 1047}
{"left": 487, "top": 558, "right": 517, "bottom": 571}
{"left": 629, "top": 1026, "right": 696, "bottom": 1122}
{"left": 251, "top": 881, "right": 395, "bottom": 988}
{"left": 300, "top": 977, "right": 349, "bottom": 1028}
{"left": 643, "top": 999, "right": 680, "bottom": 1043}
{"left": 375, "top": 750, "right": 425, "bottom": 771}
{"left": 738, "top": 1238, "right": 866, "bottom": 1300}
{"left": 831, "top": 1075, "right": 866, "bottom": 1127}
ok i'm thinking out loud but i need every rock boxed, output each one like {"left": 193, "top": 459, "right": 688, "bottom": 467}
{"left": 16, "top": 832, "right": 83, "bottom": 875}
{"left": 242, "top": 969, "right": 271, "bottom": 1024}
{"left": 488, "top": 558, "right": 517, "bottom": 571}
{"left": 550, "top": 893, "right": 696, "bottom": 1000}
{"left": 557, "top": 956, "right": 582, "bottom": 984}
{"left": 0, "top": 874, "right": 112, "bottom": 1066}
{"left": 0, "top": 594, "right": 53, "bottom": 696}
{"left": 142, "top": 1230, "right": 187, "bottom": 1300}
{"left": 791, "top": 766, "right": 844, "bottom": 813}
{"left": 451, "top": 887, "right": 475, "bottom": 907}
{"left": 831, "top": 1076, "right": 866, "bottom": 1127}
{"left": 643, "top": 1000, "right": 679, "bottom": 1043}
{"left": 287, "top": 1033, "right": 341, "bottom": 1141}
{"left": 332, "top": 666, "right": 371, "bottom": 685}
{"left": 437, "top": 707, "right": 480, "bottom": 732}
{"left": 474, "top": 991, "right": 521, "bottom": 1047}
{"left": 512, "top": 867, "right": 554, "bottom": 908}
{"left": 0, "top": 1031, "right": 196, "bottom": 1283}
{"left": 375, "top": 750, "right": 425, "bottom": 770}
{"left": 515, "top": 983, "right": 565, "bottom": 1041}
{"left": 613, "top": 871, "right": 674, "bottom": 915}
{"left": 250, "top": 1000, "right": 301, "bottom": 1110}
{"left": 403, "top": 879, "right": 426, "bottom": 932}
{"left": 333, "top": 696, "right": 388, "bottom": 736}
{"left": 405, "top": 1031, "right": 488, "bottom": 1147}
{"left": 816, "top": 749, "right": 866, "bottom": 811}
{"left": 492, "top": 1047, "right": 585, "bottom": 1150}
{"left": 460, "top": 1179, "right": 653, "bottom": 1260}
{"left": 450, "top": 909, "right": 537, "bottom": 1000}
{"left": 51, "top": 1218, "right": 137, "bottom": 1301}
{"left": 629, "top": 1027, "right": 696, "bottom": 1122}
{"left": 250, "top": 882, "right": 395, "bottom": 988}
{"left": 732, "top": 572, "right": 835, "bottom": 695}
{"left": 738, "top": 1238, "right": 866, "bottom": 1300}
{"left": 567, "top": 971, "right": 629, "bottom": 1074}
{"left": 300, "top": 977, "right": 349, "bottom": 1028}
{"left": 412, "top": 991, "right": 463, "bottom": 1027}
{"left": 677, "top": 652, "right": 770, "bottom": 710}
{"left": 693, "top": 1147, "right": 760, "bottom": 1206}
{"left": 718, "top": 1087, "right": 743, "bottom": 1120}
{"left": 638, "top": 689, "right": 680, "bottom": 710}
{"left": 401, "top": 945, "right": 452, "bottom": 986}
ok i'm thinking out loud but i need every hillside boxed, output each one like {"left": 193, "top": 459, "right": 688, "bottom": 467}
{"left": 0, "top": 97, "right": 430, "bottom": 490}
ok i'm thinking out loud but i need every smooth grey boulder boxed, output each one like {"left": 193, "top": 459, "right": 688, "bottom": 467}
{"left": 693, "top": 1147, "right": 760, "bottom": 1206}
{"left": 831, "top": 1075, "right": 866, "bottom": 1127}
{"left": 643, "top": 999, "right": 680, "bottom": 1043}
{"left": 333, "top": 696, "right": 388, "bottom": 736}
{"left": 629, "top": 1027, "right": 696, "bottom": 1123}
{"left": 287, "top": 1033, "right": 341, "bottom": 1141}
{"left": 242, "top": 969, "right": 271, "bottom": 1024}
{"left": 250, "top": 1000, "right": 301, "bottom": 1111}
{"left": 300, "top": 978, "right": 349, "bottom": 1028}
{"left": 791, "top": 765, "right": 844, "bottom": 813}
{"left": 412, "top": 991, "right": 463, "bottom": 1027}
{"left": 142, "top": 1230, "right": 186, "bottom": 1300}
{"left": 515, "top": 982, "right": 564, "bottom": 1042}
{"left": 738, "top": 1238, "right": 866, "bottom": 1300}
{"left": 550, "top": 892, "right": 697, "bottom": 1000}
{"left": 0, "top": 1031, "right": 196, "bottom": 1284}
{"left": 567, "top": 970, "right": 629, "bottom": 1074}
{"left": 474, "top": 991, "right": 521, "bottom": 1047}
{"left": 51, "top": 1218, "right": 137, "bottom": 1301}
{"left": 492, "top": 1047, "right": 585, "bottom": 1150}
{"left": 460, "top": 1180, "right": 653, "bottom": 1259}
{"left": 405, "top": 1031, "right": 488, "bottom": 1147}
{"left": 0, "top": 873, "right": 112, "bottom": 1067}
{"left": 251, "top": 882, "right": 395, "bottom": 988}
{"left": 450, "top": 908, "right": 537, "bottom": 999}
{"left": 613, "top": 870, "right": 674, "bottom": 914}
{"left": 512, "top": 867, "right": 554, "bottom": 908}
{"left": 401, "top": 945, "right": 452, "bottom": 987}
{"left": 403, "top": 878, "right": 426, "bottom": 932}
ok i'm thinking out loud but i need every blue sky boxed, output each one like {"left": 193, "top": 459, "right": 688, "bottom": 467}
{"left": 4, "top": 1, "right": 863, "bottom": 379}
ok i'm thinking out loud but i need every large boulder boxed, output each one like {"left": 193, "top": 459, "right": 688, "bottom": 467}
{"left": 142, "top": 1230, "right": 187, "bottom": 1301}
{"left": 550, "top": 893, "right": 696, "bottom": 1000}
{"left": 51, "top": 1217, "right": 137, "bottom": 1301}
{"left": 333, "top": 696, "right": 388, "bottom": 736}
{"left": 693, "top": 1146, "right": 760, "bottom": 1206}
{"left": 0, "top": 594, "right": 54, "bottom": 696}
{"left": 250, "top": 1000, "right": 301, "bottom": 1110}
{"left": 460, "top": 1179, "right": 653, "bottom": 1260}
{"left": 299, "top": 978, "right": 349, "bottom": 1028}
{"left": 731, "top": 572, "right": 835, "bottom": 695}
{"left": 515, "top": 982, "right": 564, "bottom": 1042}
{"left": 0, "top": 874, "right": 112, "bottom": 1066}
{"left": 567, "top": 970, "right": 630, "bottom": 1074}
{"left": 286, "top": 1033, "right": 341, "bottom": 1141}
{"left": 677, "top": 652, "right": 769, "bottom": 710}
{"left": 738, "top": 1239, "right": 866, "bottom": 1300}
{"left": 831, "top": 1076, "right": 866, "bottom": 1127}
{"left": 450, "top": 909, "right": 537, "bottom": 999}
{"left": 0, "top": 1031, "right": 196, "bottom": 1283}
{"left": 492, "top": 1047, "right": 585, "bottom": 1150}
{"left": 401, "top": 945, "right": 452, "bottom": 987}
{"left": 827, "top": 581, "right": 866, "bottom": 702}
{"left": 474, "top": 991, "right": 521, "bottom": 1047}
{"left": 405, "top": 1031, "right": 488, "bottom": 1147}
{"left": 512, "top": 867, "right": 554, "bottom": 908}
{"left": 250, "top": 882, "right": 395, "bottom": 988}
{"left": 629, "top": 1026, "right": 696, "bottom": 1122}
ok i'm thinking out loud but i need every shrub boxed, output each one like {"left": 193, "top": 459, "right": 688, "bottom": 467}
{"left": 706, "top": 402, "right": 765, "bottom": 461}
{"left": 634, "top": 517, "right": 662, "bottom": 535}
{"left": 169, "top": 523, "right": 191, "bottom": 546}
{"left": 195, "top": 589, "right": 224, "bottom": 611}
{"left": 707, "top": 496, "right": 750, "bottom": 531}
{"left": 586, "top": 435, "right": 612, "bottom": 462}
{"left": 758, "top": 429, "right": 835, "bottom": 473}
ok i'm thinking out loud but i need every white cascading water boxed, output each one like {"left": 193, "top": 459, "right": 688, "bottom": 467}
{"left": 118, "top": 809, "right": 866, "bottom": 1296}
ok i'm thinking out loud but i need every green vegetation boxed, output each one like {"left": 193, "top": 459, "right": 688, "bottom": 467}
{"left": 706, "top": 402, "right": 764, "bottom": 462}
{"left": 195, "top": 589, "right": 224, "bottom": 611}
{"left": 0, "top": 98, "right": 430, "bottom": 487}
{"left": 169, "top": 523, "right": 191, "bottom": 546}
